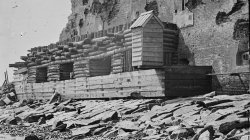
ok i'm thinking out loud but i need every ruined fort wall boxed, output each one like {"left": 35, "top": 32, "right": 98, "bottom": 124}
{"left": 59, "top": 0, "right": 249, "bottom": 94}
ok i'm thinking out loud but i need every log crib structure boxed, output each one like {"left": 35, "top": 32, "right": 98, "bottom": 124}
{"left": 10, "top": 11, "right": 212, "bottom": 100}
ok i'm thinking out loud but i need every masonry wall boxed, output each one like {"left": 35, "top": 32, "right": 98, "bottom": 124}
{"left": 59, "top": 0, "right": 249, "bottom": 94}
{"left": 178, "top": 0, "right": 249, "bottom": 94}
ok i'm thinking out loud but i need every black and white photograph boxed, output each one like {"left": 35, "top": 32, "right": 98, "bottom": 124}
{"left": 0, "top": 0, "right": 249, "bottom": 139}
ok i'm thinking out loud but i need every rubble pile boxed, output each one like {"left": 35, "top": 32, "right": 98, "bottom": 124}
{"left": 0, "top": 92, "right": 249, "bottom": 140}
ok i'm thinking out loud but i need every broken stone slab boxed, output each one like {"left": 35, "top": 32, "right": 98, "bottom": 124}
{"left": 48, "top": 92, "right": 61, "bottom": 104}
{"left": 191, "top": 125, "right": 214, "bottom": 140}
{"left": 5, "top": 116, "right": 19, "bottom": 125}
{"left": 165, "top": 125, "right": 181, "bottom": 133}
{"left": 198, "top": 131, "right": 210, "bottom": 140}
{"left": 204, "top": 99, "right": 233, "bottom": 108}
{"left": 71, "top": 127, "right": 90, "bottom": 137}
{"left": 138, "top": 111, "right": 158, "bottom": 122}
{"left": 24, "top": 134, "right": 40, "bottom": 140}
{"left": 92, "top": 126, "right": 112, "bottom": 135}
{"left": 173, "top": 105, "right": 201, "bottom": 117}
{"left": 51, "top": 121, "right": 67, "bottom": 132}
{"left": 183, "top": 114, "right": 204, "bottom": 127}
{"left": 101, "top": 111, "right": 119, "bottom": 122}
{"left": 170, "top": 128, "right": 195, "bottom": 139}
{"left": 241, "top": 135, "right": 250, "bottom": 140}
{"left": 45, "top": 113, "right": 54, "bottom": 120}
{"left": 3, "top": 96, "right": 12, "bottom": 105}
{"left": 208, "top": 102, "right": 235, "bottom": 111}
{"left": 0, "top": 100, "right": 5, "bottom": 106}
{"left": 202, "top": 91, "right": 216, "bottom": 98}
{"left": 103, "top": 129, "right": 119, "bottom": 138}
{"left": 226, "top": 129, "right": 238, "bottom": 138}
{"left": 24, "top": 113, "right": 46, "bottom": 123}
{"left": 117, "top": 128, "right": 132, "bottom": 139}
{"left": 219, "top": 119, "right": 249, "bottom": 134}
{"left": 115, "top": 120, "right": 140, "bottom": 131}
{"left": 201, "top": 112, "right": 224, "bottom": 124}
{"left": 13, "top": 105, "right": 30, "bottom": 115}
{"left": 62, "top": 105, "right": 76, "bottom": 112}
{"left": 213, "top": 94, "right": 250, "bottom": 101}
{"left": 52, "top": 120, "right": 63, "bottom": 130}
{"left": 121, "top": 106, "right": 139, "bottom": 115}
{"left": 91, "top": 110, "right": 119, "bottom": 122}
{"left": 37, "top": 116, "right": 46, "bottom": 125}
{"left": 151, "top": 112, "right": 172, "bottom": 122}
{"left": 160, "top": 116, "right": 182, "bottom": 126}
{"left": 141, "top": 134, "right": 165, "bottom": 140}
{"left": 143, "top": 128, "right": 158, "bottom": 136}
{"left": 65, "top": 118, "right": 100, "bottom": 128}
{"left": 225, "top": 132, "right": 249, "bottom": 140}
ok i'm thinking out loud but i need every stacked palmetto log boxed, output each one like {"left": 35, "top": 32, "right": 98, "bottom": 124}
{"left": 73, "top": 60, "right": 90, "bottom": 78}
{"left": 27, "top": 67, "right": 36, "bottom": 83}
{"left": 15, "top": 24, "right": 135, "bottom": 83}
{"left": 47, "top": 64, "right": 60, "bottom": 81}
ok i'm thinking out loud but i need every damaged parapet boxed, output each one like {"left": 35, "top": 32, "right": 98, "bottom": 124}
{"left": 11, "top": 10, "right": 179, "bottom": 84}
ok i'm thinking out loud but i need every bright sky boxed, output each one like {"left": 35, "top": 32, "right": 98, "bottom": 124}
{"left": 0, "top": 0, "right": 71, "bottom": 84}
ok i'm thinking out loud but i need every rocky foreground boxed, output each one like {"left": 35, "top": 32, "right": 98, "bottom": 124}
{"left": 0, "top": 92, "right": 250, "bottom": 140}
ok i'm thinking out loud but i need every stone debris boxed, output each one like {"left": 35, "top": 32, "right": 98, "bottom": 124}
{"left": 0, "top": 92, "right": 249, "bottom": 140}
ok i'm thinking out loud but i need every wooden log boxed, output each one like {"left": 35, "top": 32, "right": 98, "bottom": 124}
{"left": 20, "top": 56, "right": 28, "bottom": 61}
{"left": 219, "top": 120, "right": 249, "bottom": 134}
{"left": 191, "top": 125, "right": 214, "bottom": 140}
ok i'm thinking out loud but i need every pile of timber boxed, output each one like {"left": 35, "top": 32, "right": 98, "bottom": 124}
{"left": 13, "top": 23, "right": 139, "bottom": 83}
{"left": 47, "top": 64, "right": 60, "bottom": 81}
{"left": 73, "top": 60, "right": 90, "bottom": 78}
{"left": 27, "top": 68, "right": 36, "bottom": 83}
{"left": 111, "top": 53, "right": 124, "bottom": 74}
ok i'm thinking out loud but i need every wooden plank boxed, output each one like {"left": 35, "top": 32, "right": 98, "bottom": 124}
{"left": 163, "top": 34, "right": 178, "bottom": 39}
{"left": 133, "top": 47, "right": 163, "bottom": 52}
{"left": 163, "top": 29, "right": 179, "bottom": 35}
{"left": 165, "top": 66, "right": 212, "bottom": 74}
{"left": 132, "top": 31, "right": 143, "bottom": 36}
{"left": 143, "top": 32, "right": 163, "bottom": 38}
{"left": 132, "top": 38, "right": 143, "bottom": 43}
{"left": 143, "top": 38, "right": 163, "bottom": 43}
{"left": 144, "top": 23, "right": 163, "bottom": 29}
{"left": 141, "top": 56, "right": 163, "bottom": 62}
{"left": 141, "top": 61, "right": 163, "bottom": 66}
{"left": 132, "top": 42, "right": 143, "bottom": 48}
{"left": 165, "top": 73, "right": 210, "bottom": 80}
{"left": 143, "top": 28, "right": 162, "bottom": 33}
{"left": 132, "top": 61, "right": 143, "bottom": 66}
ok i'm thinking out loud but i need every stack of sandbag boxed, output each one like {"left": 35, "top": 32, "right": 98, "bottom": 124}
{"left": 123, "top": 29, "right": 132, "bottom": 48}
{"left": 47, "top": 64, "right": 60, "bottom": 81}
{"left": 73, "top": 60, "right": 90, "bottom": 78}
{"left": 27, "top": 67, "right": 36, "bottom": 83}
{"left": 111, "top": 53, "right": 124, "bottom": 74}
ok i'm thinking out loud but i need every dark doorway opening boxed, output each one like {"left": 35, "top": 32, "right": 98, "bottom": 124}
{"left": 36, "top": 67, "right": 47, "bottom": 83}
{"left": 60, "top": 62, "right": 74, "bottom": 80}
